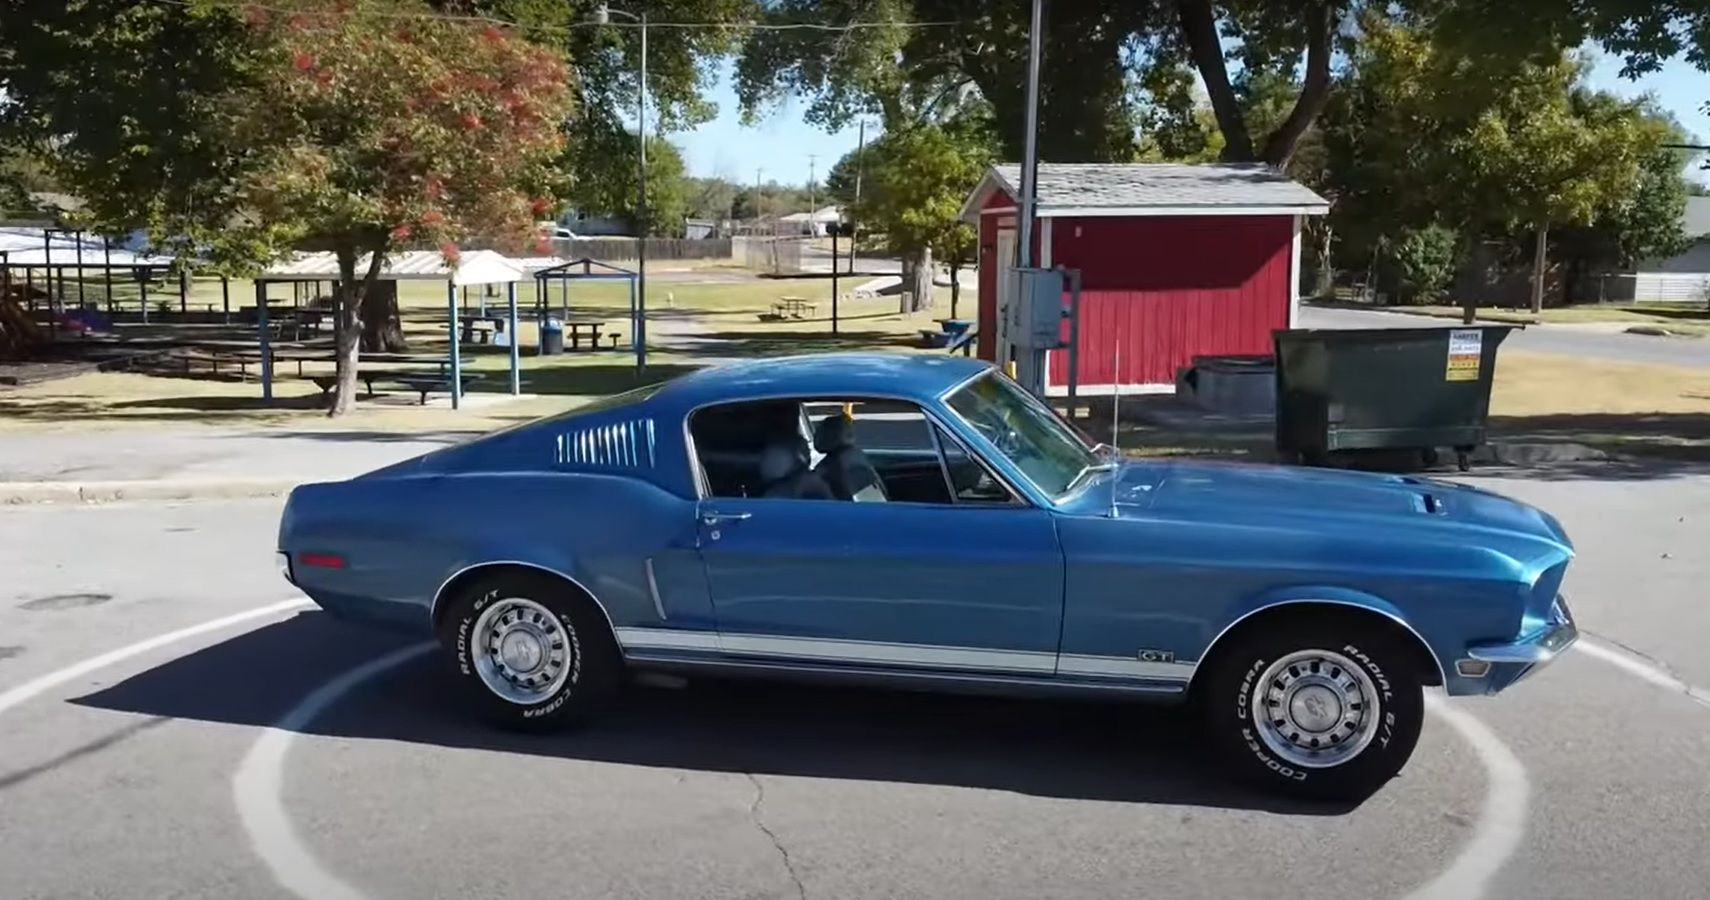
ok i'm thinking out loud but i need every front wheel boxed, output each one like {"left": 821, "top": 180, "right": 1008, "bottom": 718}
{"left": 437, "top": 572, "right": 621, "bottom": 731}
{"left": 1201, "top": 620, "right": 1424, "bottom": 802}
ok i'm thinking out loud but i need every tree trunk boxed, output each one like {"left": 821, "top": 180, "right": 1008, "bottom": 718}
{"left": 949, "top": 263, "right": 961, "bottom": 319}
{"left": 1177, "top": 0, "right": 1254, "bottom": 162}
{"left": 327, "top": 241, "right": 389, "bottom": 418}
{"left": 1313, "top": 221, "right": 1335, "bottom": 297}
{"left": 908, "top": 247, "right": 933, "bottom": 313}
{"left": 329, "top": 247, "right": 363, "bottom": 418}
{"left": 1258, "top": 1, "right": 1334, "bottom": 168}
{"left": 1531, "top": 224, "right": 1548, "bottom": 314}
{"left": 360, "top": 280, "right": 408, "bottom": 353}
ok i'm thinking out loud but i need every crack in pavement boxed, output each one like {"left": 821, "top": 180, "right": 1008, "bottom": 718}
{"left": 745, "top": 773, "right": 807, "bottom": 900}
{"left": 1579, "top": 629, "right": 1710, "bottom": 711}
{"left": 0, "top": 715, "right": 172, "bottom": 792}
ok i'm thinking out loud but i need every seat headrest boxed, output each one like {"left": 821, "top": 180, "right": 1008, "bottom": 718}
{"left": 758, "top": 438, "right": 808, "bottom": 484}
{"left": 813, "top": 414, "right": 855, "bottom": 453}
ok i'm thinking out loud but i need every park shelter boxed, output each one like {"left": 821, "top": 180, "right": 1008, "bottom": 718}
{"left": 1, "top": 226, "right": 187, "bottom": 318}
{"left": 959, "top": 163, "right": 1328, "bottom": 394}
{"left": 531, "top": 257, "right": 641, "bottom": 366}
{"left": 257, "top": 249, "right": 527, "bottom": 409}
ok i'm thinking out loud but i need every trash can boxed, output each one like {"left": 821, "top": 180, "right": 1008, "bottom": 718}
{"left": 539, "top": 318, "right": 564, "bottom": 356}
{"left": 1273, "top": 325, "right": 1516, "bottom": 470}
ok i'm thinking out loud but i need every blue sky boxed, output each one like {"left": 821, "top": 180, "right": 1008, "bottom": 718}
{"left": 674, "top": 59, "right": 867, "bottom": 188}
{"left": 673, "top": 53, "right": 1710, "bottom": 186}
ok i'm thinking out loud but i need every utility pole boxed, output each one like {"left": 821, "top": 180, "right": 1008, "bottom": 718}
{"left": 850, "top": 119, "right": 867, "bottom": 276}
{"left": 1016, "top": 0, "right": 1046, "bottom": 392}
{"left": 807, "top": 154, "right": 818, "bottom": 217}
{"left": 754, "top": 168, "right": 764, "bottom": 231}
{"left": 593, "top": 3, "right": 647, "bottom": 372}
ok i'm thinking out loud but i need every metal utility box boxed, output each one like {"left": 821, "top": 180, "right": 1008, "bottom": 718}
{"left": 1009, "top": 267, "right": 1066, "bottom": 350}
{"left": 1273, "top": 325, "right": 1516, "bottom": 470}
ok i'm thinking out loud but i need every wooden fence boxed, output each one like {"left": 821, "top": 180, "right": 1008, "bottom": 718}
{"left": 549, "top": 237, "right": 732, "bottom": 262}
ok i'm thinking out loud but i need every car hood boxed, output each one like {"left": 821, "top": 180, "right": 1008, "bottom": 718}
{"left": 1095, "top": 459, "right": 1572, "bottom": 551}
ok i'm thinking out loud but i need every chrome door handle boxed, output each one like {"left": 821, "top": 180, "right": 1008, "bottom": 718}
{"left": 701, "top": 511, "right": 752, "bottom": 524}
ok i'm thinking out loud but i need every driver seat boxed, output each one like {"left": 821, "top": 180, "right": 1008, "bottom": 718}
{"left": 812, "top": 414, "right": 887, "bottom": 502}
{"left": 757, "top": 437, "right": 835, "bottom": 500}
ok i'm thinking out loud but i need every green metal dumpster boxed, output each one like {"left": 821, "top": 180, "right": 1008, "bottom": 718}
{"left": 1273, "top": 325, "right": 1517, "bottom": 470}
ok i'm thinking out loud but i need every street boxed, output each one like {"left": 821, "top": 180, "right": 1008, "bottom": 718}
{"left": 1300, "top": 305, "right": 1710, "bottom": 369}
{"left": 2, "top": 469, "right": 1708, "bottom": 900}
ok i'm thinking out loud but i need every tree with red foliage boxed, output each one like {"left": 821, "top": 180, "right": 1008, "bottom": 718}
{"left": 0, "top": 0, "right": 574, "bottom": 416}
{"left": 247, "top": 1, "right": 573, "bottom": 414}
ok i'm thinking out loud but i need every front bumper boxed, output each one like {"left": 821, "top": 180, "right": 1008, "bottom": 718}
{"left": 1461, "top": 595, "right": 1578, "bottom": 692}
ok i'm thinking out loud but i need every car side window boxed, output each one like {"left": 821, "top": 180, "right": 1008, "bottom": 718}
{"left": 933, "top": 424, "right": 1021, "bottom": 505}
{"left": 690, "top": 396, "right": 1019, "bottom": 506}
{"left": 804, "top": 399, "right": 951, "bottom": 504}
{"left": 690, "top": 399, "right": 810, "bottom": 499}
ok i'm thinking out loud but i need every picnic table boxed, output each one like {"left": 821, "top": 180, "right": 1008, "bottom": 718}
{"left": 309, "top": 363, "right": 473, "bottom": 404}
{"left": 452, "top": 315, "right": 502, "bottom": 344}
{"left": 563, "top": 320, "right": 609, "bottom": 350}
{"left": 773, "top": 296, "right": 818, "bottom": 319}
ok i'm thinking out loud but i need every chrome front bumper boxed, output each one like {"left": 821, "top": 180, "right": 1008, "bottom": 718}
{"left": 1467, "top": 595, "right": 1578, "bottom": 665}
{"left": 1455, "top": 595, "right": 1578, "bottom": 692}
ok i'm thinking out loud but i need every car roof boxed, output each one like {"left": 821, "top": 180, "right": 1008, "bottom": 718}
{"left": 654, "top": 353, "right": 993, "bottom": 409}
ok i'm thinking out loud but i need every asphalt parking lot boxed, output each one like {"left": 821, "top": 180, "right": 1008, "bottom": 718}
{"left": 3, "top": 468, "right": 1709, "bottom": 900}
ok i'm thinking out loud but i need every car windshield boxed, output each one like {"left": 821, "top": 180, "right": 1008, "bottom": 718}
{"left": 945, "top": 371, "right": 1101, "bottom": 497}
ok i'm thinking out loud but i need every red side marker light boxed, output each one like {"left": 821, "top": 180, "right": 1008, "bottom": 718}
{"left": 299, "top": 552, "right": 347, "bottom": 569}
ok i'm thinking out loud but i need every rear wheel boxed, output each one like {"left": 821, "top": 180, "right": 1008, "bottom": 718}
{"left": 1201, "top": 618, "right": 1424, "bottom": 802}
{"left": 436, "top": 572, "right": 620, "bottom": 731}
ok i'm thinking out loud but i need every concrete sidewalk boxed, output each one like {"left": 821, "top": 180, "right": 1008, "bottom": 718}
{"left": 0, "top": 427, "right": 474, "bottom": 504}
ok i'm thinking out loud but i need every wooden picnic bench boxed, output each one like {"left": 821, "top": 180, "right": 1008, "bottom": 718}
{"left": 310, "top": 368, "right": 478, "bottom": 404}
{"left": 456, "top": 315, "right": 503, "bottom": 344}
{"left": 773, "top": 296, "right": 817, "bottom": 319}
{"left": 564, "top": 320, "right": 606, "bottom": 350}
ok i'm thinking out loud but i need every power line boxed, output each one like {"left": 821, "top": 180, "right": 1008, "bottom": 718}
{"left": 150, "top": 0, "right": 958, "bottom": 34}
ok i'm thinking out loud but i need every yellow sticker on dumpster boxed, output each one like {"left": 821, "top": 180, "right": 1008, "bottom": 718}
{"left": 1446, "top": 329, "right": 1482, "bottom": 381}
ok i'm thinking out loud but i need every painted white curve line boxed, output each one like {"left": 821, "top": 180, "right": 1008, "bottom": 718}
{"left": 0, "top": 598, "right": 314, "bottom": 718}
{"left": 1574, "top": 639, "right": 1710, "bottom": 710}
{"left": 1402, "top": 695, "right": 1531, "bottom": 900}
{"left": 232, "top": 642, "right": 433, "bottom": 900}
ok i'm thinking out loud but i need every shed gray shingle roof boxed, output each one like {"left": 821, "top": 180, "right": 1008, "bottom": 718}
{"left": 985, "top": 162, "right": 1327, "bottom": 213}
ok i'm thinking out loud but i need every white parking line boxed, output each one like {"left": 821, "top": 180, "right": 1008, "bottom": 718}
{"left": 231, "top": 642, "right": 433, "bottom": 900}
{"left": 0, "top": 599, "right": 313, "bottom": 718}
{"left": 1403, "top": 695, "right": 1531, "bottom": 900}
{"left": 1574, "top": 639, "right": 1710, "bottom": 710}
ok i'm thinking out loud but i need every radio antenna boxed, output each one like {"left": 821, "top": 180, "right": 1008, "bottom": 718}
{"left": 1110, "top": 344, "right": 1121, "bottom": 453}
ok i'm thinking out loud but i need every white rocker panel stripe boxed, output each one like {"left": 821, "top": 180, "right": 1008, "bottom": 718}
{"left": 615, "top": 628, "right": 1196, "bottom": 682}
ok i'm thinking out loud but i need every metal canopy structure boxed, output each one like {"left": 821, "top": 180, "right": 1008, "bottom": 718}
{"left": 0, "top": 226, "right": 194, "bottom": 324}
{"left": 256, "top": 250, "right": 528, "bottom": 409}
{"left": 531, "top": 257, "right": 642, "bottom": 371}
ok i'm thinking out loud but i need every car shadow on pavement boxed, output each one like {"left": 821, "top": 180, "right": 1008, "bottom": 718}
{"left": 72, "top": 611, "right": 1357, "bottom": 816}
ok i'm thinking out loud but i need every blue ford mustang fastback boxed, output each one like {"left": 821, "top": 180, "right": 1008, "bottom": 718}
{"left": 278, "top": 353, "right": 1577, "bottom": 800}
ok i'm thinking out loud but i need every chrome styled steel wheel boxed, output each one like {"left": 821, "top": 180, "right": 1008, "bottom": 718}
{"left": 469, "top": 597, "right": 578, "bottom": 705}
{"left": 1251, "top": 648, "right": 1380, "bottom": 769}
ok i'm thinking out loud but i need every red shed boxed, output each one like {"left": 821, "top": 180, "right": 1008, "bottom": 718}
{"left": 959, "top": 163, "right": 1328, "bottom": 394}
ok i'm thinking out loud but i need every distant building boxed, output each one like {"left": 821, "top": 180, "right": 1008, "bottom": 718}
{"left": 557, "top": 209, "right": 633, "bottom": 237}
{"left": 1597, "top": 196, "right": 1710, "bottom": 302}
{"left": 778, "top": 206, "right": 844, "bottom": 237}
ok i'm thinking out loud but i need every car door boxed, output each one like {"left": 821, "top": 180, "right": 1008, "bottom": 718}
{"left": 693, "top": 399, "right": 1065, "bottom": 674}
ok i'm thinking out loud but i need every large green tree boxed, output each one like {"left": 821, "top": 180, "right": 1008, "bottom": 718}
{"left": 1319, "top": 15, "right": 1685, "bottom": 312}
{"left": 0, "top": 1, "right": 575, "bottom": 415}
{"left": 836, "top": 116, "right": 994, "bottom": 313}
{"left": 564, "top": 132, "right": 690, "bottom": 235}
{"left": 738, "top": 1, "right": 1710, "bottom": 169}
{"left": 441, "top": 0, "right": 754, "bottom": 233}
